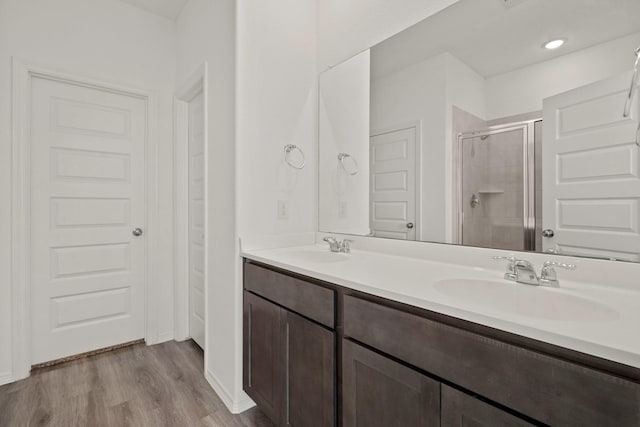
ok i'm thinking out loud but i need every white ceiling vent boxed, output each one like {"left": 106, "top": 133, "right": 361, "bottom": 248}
{"left": 499, "top": 0, "right": 530, "bottom": 9}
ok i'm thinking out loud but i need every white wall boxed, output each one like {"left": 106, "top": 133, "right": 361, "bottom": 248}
{"left": 236, "top": 0, "right": 318, "bottom": 239}
{"left": 177, "top": 0, "right": 318, "bottom": 413}
{"left": 0, "top": 0, "right": 176, "bottom": 383}
{"left": 317, "top": 0, "right": 460, "bottom": 70}
{"left": 445, "top": 54, "right": 487, "bottom": 121}
{"left": 486, "top": 32, "right": 640, "bottom": 120}
{"left": 176, "top": 0, "right": 245, "bottom": 412}
{"left": 319, "top": 50, "right": 371, "bottom": 235}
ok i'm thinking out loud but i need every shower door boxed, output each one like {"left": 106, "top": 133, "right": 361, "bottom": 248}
{"left": 458, "top": 123, "right": 535, "bottom": 251}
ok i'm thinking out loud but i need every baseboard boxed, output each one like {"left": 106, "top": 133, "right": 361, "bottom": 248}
{"left": 205, "top": 369, "right": 256, "bottom": 414}
{"left": 32, "top": 339, "right": 144, "bottom": 369}
{"left": 232, "top": 392, "right": 256, "bottom": 414}
{"left": 0, "top": 371, "right": 15, "bottom": 386}
{"left": 156, "top": 331, "right": 174, "bottom": 344}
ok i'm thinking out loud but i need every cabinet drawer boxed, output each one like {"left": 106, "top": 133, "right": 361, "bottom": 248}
{"left": 344, "top": 295, "right": 640, "bottom": 427}
{"left": 441, "top": 385, "right": 534, "bottom": 427}
{"left": 244, "top": 262, "right": 335, "bottom": 329}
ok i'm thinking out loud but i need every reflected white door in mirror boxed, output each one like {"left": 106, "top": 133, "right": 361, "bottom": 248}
{"left": 543, "top": 73, "right": 640, "bottom": 262}
{"left": 370, "top": 127, "right": 417, "bottom": 240}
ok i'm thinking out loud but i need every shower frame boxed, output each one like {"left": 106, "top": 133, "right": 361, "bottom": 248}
{"left": 455, "top": 119, "right": 539, "bottom": 251}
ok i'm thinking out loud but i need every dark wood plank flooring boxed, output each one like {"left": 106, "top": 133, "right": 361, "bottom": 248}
{"left": 0, "top": 340, "right": 274, "bottom": 427}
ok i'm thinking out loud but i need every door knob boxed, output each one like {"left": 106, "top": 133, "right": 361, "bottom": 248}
{"left": 542, "top": 229, "right": 554, "bottom": 238}
{"left": 132, "top": 228, "right": 143, "bottom": 236}
{"left": 406, "top": 222, "right": 414, "bottom": 229}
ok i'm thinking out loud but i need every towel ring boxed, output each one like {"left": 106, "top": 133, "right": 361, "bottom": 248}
{"left": 283, "top": 144, "right": 305, "bottom": 169}
{"left": 338, "top": 153, "right": 359, "bottom": 175}
{"left": 623, "top": 46, "right": 640, "bottom": 118}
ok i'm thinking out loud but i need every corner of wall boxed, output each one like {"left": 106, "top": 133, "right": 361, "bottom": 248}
{"left": 0, "top": 372, "right": 14, "bottom": 387}
{"left": 205, "top": 368, "right": 256, "bottom": 414}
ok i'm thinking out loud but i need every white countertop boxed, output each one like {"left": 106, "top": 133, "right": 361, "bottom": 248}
{"left": 242, "top": 243, "right": 640, "bottom": 369}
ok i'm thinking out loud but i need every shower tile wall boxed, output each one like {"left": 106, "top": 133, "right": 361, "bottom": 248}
{"left": 488, "top": 111, "right": 543, "bottom": 252}
{"left": 461, "top": 129, "right": 525, "bottom": 251}
{"left": 454, "top": 107, "right": 541, "bottom": 252}
{"left": 452, "top": 106, "right": 486, "bottom": 245}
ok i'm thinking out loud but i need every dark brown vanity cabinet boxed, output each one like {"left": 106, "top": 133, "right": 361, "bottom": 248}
{"left": 244, "top": 260, "right": 640, "bottom": 427}
{"left": 342, "top": 339, "right": 533, "bottom": 427}
{"left": 243, "top": 263, "right": 336, "bottom": 427}
{"left": 441, "top": 386, "right": 534, "bottom": 427}
{"left": 343, "top": 295, "right": 640, "bottom": 427}
{"left": 342, "top": 339, "right": 440, "bottom": 427}
{"left": 243, "top": 291, "right": 283, "bottom": 423}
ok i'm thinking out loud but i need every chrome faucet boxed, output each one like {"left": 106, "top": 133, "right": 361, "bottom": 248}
{"left": 513, "top": 260, "right": 539, "bottom": 285}
{"left": 323, "top": 237, "right": 353, "bottom": 253}
{"left": 539, "top": 261, "right": 577, "bottom": 287}
{"left": 493, "top": 256, "right": 576, "bottom": 287}
{"left": 492, "top": 256, "right": 517, "bottom": 281}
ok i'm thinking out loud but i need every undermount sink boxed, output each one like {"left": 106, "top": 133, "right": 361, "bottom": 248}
{"left": 433, "top": 279, "right": 618, "bottom": 322}
{"left": 284, "top": 250, "right": 349, "bottom": 263}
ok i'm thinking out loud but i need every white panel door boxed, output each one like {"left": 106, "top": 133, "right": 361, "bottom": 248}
{"left": 188, "top": 93, "right": 205, "bottom": 349}
{"left": 542, "top": 72, "right": 640, "bottom": 261}
{"left": 370, "top": 128, "right": 417, "bottom": 240}
{"left": 30, "top": 77, "right": 146, "bottom": 364}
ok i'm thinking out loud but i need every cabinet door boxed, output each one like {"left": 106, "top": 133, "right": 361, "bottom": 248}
{"left": 342, "top": 339, "right": 440, "bottom": 427}
{"left": 284, "top": 311, "right": 335, "bottom": 427}
{"left": 441, "top": 385, "right": 535, "bottom": 427}
{"left": 243, "top": 291, "right": 284, "bottom": 425}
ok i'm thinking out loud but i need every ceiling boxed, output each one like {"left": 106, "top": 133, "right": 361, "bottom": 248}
{"left": 372, "top": 0, "right": 640, "bottom": 78}
{"left": 119, "top": 0, "right": 188, "bottom": 20}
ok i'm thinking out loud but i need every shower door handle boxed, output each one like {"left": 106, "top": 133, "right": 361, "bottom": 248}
{"left": 542, "top": 229, "right": 555, "bottom": 238}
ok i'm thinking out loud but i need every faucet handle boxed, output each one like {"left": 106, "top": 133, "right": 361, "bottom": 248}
{"left": 323, "top": 236, "right": 340, "bottom": 252}
{"left": 341, "top": 239, "right": 354, "bottom": 253}
{"left": 543, "top": 261, "right": 576, "bottom": 270}
{"left": 540, "top": 261, "right": 576, "bottom": 287}
{"left": 492, "top": 255, "right": 516, "bottom": 262}
{"left": 492, "top": 255, "right": 517, "bottom": 281}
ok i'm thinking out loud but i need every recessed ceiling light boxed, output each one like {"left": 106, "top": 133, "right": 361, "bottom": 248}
{"left": 544, "top": 39, "right": 566, "bottom": 50}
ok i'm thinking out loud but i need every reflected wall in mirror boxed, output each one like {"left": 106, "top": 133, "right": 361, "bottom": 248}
{"left": 318, "top": 0, "right": 640, "bottom": 262}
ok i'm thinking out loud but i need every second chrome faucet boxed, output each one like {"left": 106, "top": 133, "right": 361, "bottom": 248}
{"left": 493, "top": 256, "right": 576, "bottom": 287}
{"left": 323, "top": 237, "right": 353, "bottom": 253}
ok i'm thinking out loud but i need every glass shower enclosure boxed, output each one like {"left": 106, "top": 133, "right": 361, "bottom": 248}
{"left": 456, "top": 121, "right": 539, "bottom": 251}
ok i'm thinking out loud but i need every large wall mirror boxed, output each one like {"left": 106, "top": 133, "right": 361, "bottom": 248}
{"left": 319, "top": 0, "right": 640, "bottom": 262}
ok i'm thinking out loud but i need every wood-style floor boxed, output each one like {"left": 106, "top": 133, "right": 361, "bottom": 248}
{"left": 0, "top": 340, "right": 274, "bottom": 427}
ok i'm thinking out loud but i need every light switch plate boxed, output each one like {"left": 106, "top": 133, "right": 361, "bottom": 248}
{"left": 277, "top": 200, "right": 289, "bottom": 220}
{"left": 338, "top": 201, "right": 348, "bottom": 218}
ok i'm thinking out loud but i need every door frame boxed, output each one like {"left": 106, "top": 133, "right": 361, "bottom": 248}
{"left": 10, "top": 58, "right": 160, "bottom": 381}
{"left": 370, "top": 121, "right": 422, "bottom": 241}
{"left": 173, "top": 63, "right": 208, "bottom": 343}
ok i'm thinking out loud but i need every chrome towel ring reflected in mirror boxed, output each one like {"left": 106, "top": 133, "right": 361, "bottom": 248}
{"left": 623, "top": 47, "right": 640, "bottom": 118}
{"left": 337, "top": 153, "right": 359, "bottom": 175}
{"left": 623, "top": 46, "right": 640, "bottom": 146}
{"left": 283, "top": 144, "right": 305, "bottom": 169}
